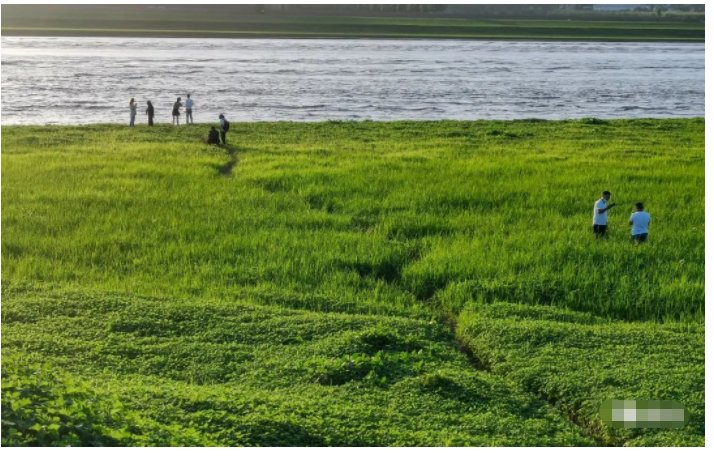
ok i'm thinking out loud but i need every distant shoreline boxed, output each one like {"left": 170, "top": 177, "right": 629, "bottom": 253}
{"left": 1, "top": 13, "right": 704, "bottom": 43}
{"left": 2, "top": 4, "right": 702, "bottom": 42}
{"left": 1, "top": 117, "right": 706, "bottom": 129}
{"left": 2, "top": 28, "right": 703, "bottom": 42}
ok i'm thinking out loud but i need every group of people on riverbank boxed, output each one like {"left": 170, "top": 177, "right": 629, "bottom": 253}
{"left": 128, "top": 95, "right": 230, "bottom": 144}
{"left": 593, "top": 191, "right": 651, "bottom": 243}
{"left": 129, "top": 94, "right": 195, "bottom": 126}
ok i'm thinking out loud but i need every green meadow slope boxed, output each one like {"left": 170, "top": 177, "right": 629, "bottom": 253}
{"left": 1, "top": 119, "right": 704, "bottom": 446}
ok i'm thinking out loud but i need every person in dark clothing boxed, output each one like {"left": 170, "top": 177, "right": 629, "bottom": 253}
{"left": 218, "top": 114, "right": 229, "bottom": 144}
{"left": 172, "top": 97, "right": 182, "bottom": 125}
{"left": 207, "top": 126, "right": 220, "bottom": 145}
{"left": 146, "top": 100, "right": 155, "bottom": 126}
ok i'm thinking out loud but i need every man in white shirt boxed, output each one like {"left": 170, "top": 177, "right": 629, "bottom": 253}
{"left": 629, "top": 202, "right": 651, "bottom": 243}
{"left": 185, "top": 94, "right": 194, "bottom": 124}
{"left": 593, "top": 190, "right": 616, "bottom": 238}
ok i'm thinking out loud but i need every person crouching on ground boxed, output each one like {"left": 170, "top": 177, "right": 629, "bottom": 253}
{"left": 219, "top": 114, "right": 230, "bottom": 144}
{"left": 629, "top": 202, "right": 651, "bottom": 244}
{"left": 207, "top": 126, "right": 220, "bottom": 145}
{"left": 593, "top": 190, "right": 616, "bottom": 238}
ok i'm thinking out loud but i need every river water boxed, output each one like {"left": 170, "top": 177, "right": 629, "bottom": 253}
{"left": 0, "top": 37, "right": 704, "bottom": 125}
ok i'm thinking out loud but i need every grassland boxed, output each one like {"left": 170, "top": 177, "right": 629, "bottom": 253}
{"left": 1, "top": 119, "right": 704, "bottom": 446}
{"left": 0, "top": 5, "right": 704, "bottom": 41}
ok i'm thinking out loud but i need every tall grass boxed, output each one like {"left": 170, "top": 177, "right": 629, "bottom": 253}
{"left": 2, "top": 119, "right": 704, "bottom": 321}
{"left": 1, "top": 119, "right": 704, "bottom": 446}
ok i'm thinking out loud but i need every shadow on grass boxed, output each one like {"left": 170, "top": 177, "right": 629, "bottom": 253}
{"left": 216, "top": 144, "right": 240, "bottom": 177}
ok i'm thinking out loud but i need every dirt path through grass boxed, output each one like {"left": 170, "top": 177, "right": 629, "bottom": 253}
{"left": 442, "top": 314, "right": 614, "bottom": 446}
{"left": 217, "top": 145, "right": 239, "bottom": 176}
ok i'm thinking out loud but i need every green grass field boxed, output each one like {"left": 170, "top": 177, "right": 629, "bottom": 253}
{"left": 1, "top": 5, "right": 704, "bottom": 41}
{"left": 1, "top": 119, "right": 704, "bottom": 446}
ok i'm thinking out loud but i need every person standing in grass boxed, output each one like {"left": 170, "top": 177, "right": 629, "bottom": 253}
{"left": 185, "top": 94, "right": 194, "bottom": 125}
{"left": 593, "top": 190, "right": 616, "bottom": 238}
{"left": 129, "top": 98, "right": 137, "bottom": 127}
{"left": 172, "top": 97, "right": 182, "bottom": 125}
{"left": 146, "top": 100, "right": 155, "bottom": 126}
{"left": 219, "top": 114, "right": 230, "bottom": 144}
{"left": 629, "top": 202, "right": 651, "bottom": 244}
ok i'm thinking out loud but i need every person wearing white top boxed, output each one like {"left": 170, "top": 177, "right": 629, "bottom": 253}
{"left": 629, "top": 202, "right": 651, "bottom": 243}
{"left": 593, "top": 190, "right": 617, "bottom": 238}
{"left": 185, "top": 94, "right": 194, "bottom": 124}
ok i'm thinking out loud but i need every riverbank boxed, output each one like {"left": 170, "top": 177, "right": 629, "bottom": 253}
{"left": 1, "top": 119, "right": 704, "bottom": 446}
{"left": 1, "top": 14, "right": 704, "bottom": 41}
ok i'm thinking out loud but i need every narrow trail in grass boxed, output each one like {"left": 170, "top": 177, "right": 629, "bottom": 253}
{"left": 217, "top": 144, "right": 239, "bottom": 176}
{"left": 440, "top": 313, "right": 614, "bottom": 446}
{"left": 275, "top": 176, "right": 622, "bottom": 445}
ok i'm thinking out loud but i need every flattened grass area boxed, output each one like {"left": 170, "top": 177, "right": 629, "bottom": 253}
{"left": 456, "top": 303, "right": 704, "bottom": 446}
{"left": 1, "top": 288, "right": 591, "bottom": 446}
{"left": 1, "top": 119, "right": 704, "bottom": 446}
